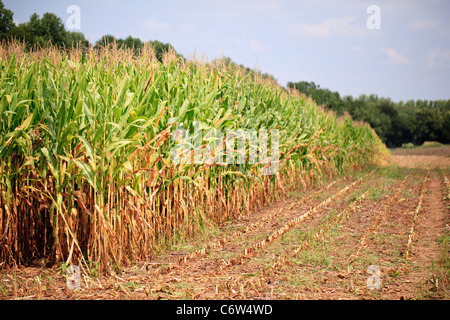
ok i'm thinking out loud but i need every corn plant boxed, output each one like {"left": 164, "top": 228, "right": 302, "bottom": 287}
{"left": 0, "top": 41, "right": 388, "bottom": 272}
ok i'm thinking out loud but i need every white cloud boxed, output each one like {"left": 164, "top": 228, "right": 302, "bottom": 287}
{"left": 426, "top": 47, "right": 450, "bottom": 68}
{"left": 352, "top": 45, "right": 364, "bottom": 52}
{"left": 142, "top": 18, "right": 170, "bottom": 32}
{"left": 380, "top": 47, "right": 412, "bottom": 65}
{"left": 289, "top": 16, "right": 367, "bottom": 38}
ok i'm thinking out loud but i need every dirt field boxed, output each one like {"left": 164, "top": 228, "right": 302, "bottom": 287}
{"left": 390, "top": 155, "right": 450, "bottom": 169}
{"left": 1, "top": 148, "right": 449, "bottom": 300}
{"left": 390, "top": 145, "right": 450, "bottom": 169}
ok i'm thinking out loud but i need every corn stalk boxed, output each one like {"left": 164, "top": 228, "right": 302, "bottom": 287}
{"left": 0, "top": 42, "right": 388, "bottom": 273}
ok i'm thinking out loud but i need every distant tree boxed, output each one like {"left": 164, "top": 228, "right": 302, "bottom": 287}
{"left": 443, "top": 111, "right": 450, "bottom": 143}
{"left": 10, "top": 12, "right": 69, "bottom": 47}
{"left": 97, "top": 34, "right": 144, "bottom": 51}
{"left": 379, "top": 101, "right": 397, "bottom": 118}
{"left": 396, "top": 106, "right": 415, "bottom": 144}
{"left": 10, "top": 21, "right": 35, "bottom": 44}
{"left": 413, "top": 108, "right": 444, "bottom": 145}
{"left": 0, "top": 0, "right": 15, "bottom": 41}
{"left": 288, "top": 80, "right": 450, "bottom": 147}
{"left": 94, "top": 34, "right": 182, "bottom": 62}
{"left": 151, "top": 39, "right": 177, "bottom": 62}
{"left": 38, "top": 12, "right": 68, "bottom": 47}
{"left": 122, "top": 35, "right": 143, "bottom": 50}
{"left": 66, "top": 31, "right": 90, "bottom": 48}
{"left": 288, "top": 81, "right": 345, "bottom": 115}
{"left": 95, "top": 34, "right": 116, "bottom": 48}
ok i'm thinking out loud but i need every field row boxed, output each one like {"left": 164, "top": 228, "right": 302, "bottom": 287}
{"left": 0, "top": 44, "right": 388, "bottom": 272}
{"left": 1, "top": 165, "right": 448, "bottom": 299}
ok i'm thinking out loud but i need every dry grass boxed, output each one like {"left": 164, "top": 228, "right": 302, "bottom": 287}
{"left": 391, "top": 145, "right": 450, "bottom": 157}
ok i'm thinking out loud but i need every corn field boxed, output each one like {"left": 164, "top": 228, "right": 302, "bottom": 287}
{"left": 0, "top": 42, "right": 388, "bottom": 273}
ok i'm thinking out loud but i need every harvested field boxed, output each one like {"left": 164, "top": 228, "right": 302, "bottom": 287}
{"left": 391, "top": 145, "right": 450, "bottom": 169}
{"left": 391, "top": 145, "right": 450, "bottom": 157}
{"left": 0, "top": 44, "right": 448, "bottom": 302}
{"left": 1, "top": 154, "right": 449, "bottom": 300}
{"left": 390, "top": 155, "right": 450, "bottom": 169}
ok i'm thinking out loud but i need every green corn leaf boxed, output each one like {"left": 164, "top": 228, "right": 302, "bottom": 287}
{"left": 77, "top": 135, "right": 95, "bottom": 161}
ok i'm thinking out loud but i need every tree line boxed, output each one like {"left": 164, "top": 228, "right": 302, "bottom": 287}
{"left": 0, "top": 1, "right": 278, "bottom": 79}
{"left": 0, "top": 1, "right": 176, "bottom": 62}
{"left": 288, "top": 81, "right": 450, "bottom": 148}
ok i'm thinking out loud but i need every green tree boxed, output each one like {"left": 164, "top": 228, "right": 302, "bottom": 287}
{"left": 66, "top": 31, "right": 90, "bottom": 48}
{"left": 37, "top": 12, "right": 67, "bottom": 47}
{"left": 95, "top": 34, "right": 143, "bottom": 50}
{"left": 396, "top": 106, "right": 415, "bottom": 144}
{"left": 0, "top": 0, "right": 15, "bottom": 41}
{"left": 151, "top": 39, "right": 177, "bottom": 62}
{"left": 289, "top": 80, "right": 450, "bottom": 147}
{"left": 10, "top": 12, "right": 69, "bottom": 47}
{"left": 10, "top": 21, "right": 34, "bottom": 44}
{"left": 95, "top": 35, "right": 180, "bottom": 62}
{"left": 442, "top": 111, "right": 450, "bottom": 143}
{"left": 123, "top": 35, "right": 143, "bottom": 50}
{"left": 95, "top": 34, "right": 116, "bottom": 48}
{"left": 413, "top": 108, "right": 444, "bottom": 145}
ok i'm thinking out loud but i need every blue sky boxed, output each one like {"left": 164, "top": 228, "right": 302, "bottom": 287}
{"left": 4, "top": 0, "right": 450, "bottom": 102}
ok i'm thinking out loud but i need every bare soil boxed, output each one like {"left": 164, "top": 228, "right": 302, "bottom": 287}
{"left": 1, "top": 149, "right": 449, "bottom": 300}
{"left": 391, "top": 155, "right": 450, "bottom": 169}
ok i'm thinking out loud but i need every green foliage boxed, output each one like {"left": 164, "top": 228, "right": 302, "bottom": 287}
{"left": 151, "top": 39, "right": 179, "bottom": 62}
{"left": 222, "top": 57, "right": 278, "bottom": 83}
{"left": 95, "top": 34, "right": 142, "bottom": 51}
{"left": 402, "top": 142, "right": 414, "bottom": 149}
{"left": 0, "top": 0, "right": 14, "bottom": 41}
{"left": 2, "top": 2, "right": 90, "bottom": 49}
{"left": 0, "top": 42, "right": 386, "bottom": 270}
{"left": 0, "top": 0, "right": 185, "bottom": 63}
{"left": 66, "top": 31, "right": 90, "bottom": 48}
{"left": 94, "top": 35, "right": 181, "bottom": 62}
{"left": 289, "top": 81, "right": 450, "bottom": 148}
{"left": 288, "top": 81, "right": 345, "bottom": 115}
{"left": 36, "top": 12, "right": 67, "bottom": 47}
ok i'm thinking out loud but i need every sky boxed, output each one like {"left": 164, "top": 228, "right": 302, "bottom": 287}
{"left": 4, "top": 0, "right": 450, "bottom": 102}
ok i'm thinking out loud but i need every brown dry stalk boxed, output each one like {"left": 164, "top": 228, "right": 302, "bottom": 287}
{"left": 404, "top": 175, "right": 428, "bottom": 260}
{"left": 443, "top": 176, "right": 450, "bottom": 201}
{"left": 0, "top": 42, "right": 386, "bottom": 274}
{"left": 264, "top": 241, "right": 311, "bottom": 275}
{"left": 265, "top": 190, "right": 368, "bottom": 275}
{"left": 208, "top": 184, "right": 369, "bottom": 298}
{"left": 178, "top": 177, "right": 344, "bottom": 265}
{"left": 347, "top": 176, "right": 409, "bottom": 264}
{"left": 221, "top": 173, "right": 370, "bottom": 268}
